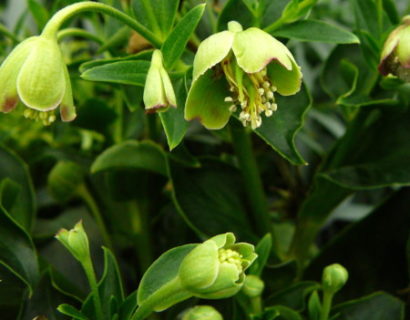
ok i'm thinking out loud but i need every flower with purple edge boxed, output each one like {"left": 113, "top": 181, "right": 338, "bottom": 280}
{"left": 379, "top": 16, "right": 410, "bottom": 82}
{"left": 0, "top": 35, "right": 76, "bottom": 125}
{"left": 185, "top": 21, "right": 302, "bottom": 130}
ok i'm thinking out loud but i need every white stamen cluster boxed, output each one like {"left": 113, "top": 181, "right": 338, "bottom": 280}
{"left": 23, "top": 108, "right": 56, "bottom": 126}
{"left": 222, "top": 63, "right": 278, "bottom": 129}
{"left": 218, "top": 248, "right": 243, "bottom": 271}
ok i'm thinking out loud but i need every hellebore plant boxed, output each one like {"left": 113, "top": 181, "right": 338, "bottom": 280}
{"left": 379, "top": 16, "right": 410, "bottom": 81}
{"left": 132, "top": 232, "right": 257, "bottom": 320}
{"left": 185, "top": 20, "right": 302, "bottom": 130}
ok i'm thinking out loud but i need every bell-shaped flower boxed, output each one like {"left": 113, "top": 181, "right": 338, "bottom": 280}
{"left": 143, "top": 49, "right": 176, "bottom": 112}
{"left": 178, "top": 232, "right": 257, "bottom": 299}
{"left": 379, "top": 16, "right": 410, "bottom": 82}
{"left": 185, "top": 21, "right": 302, "bottom": 130}
{"left": 0, "top": 35, "right": 76, "bottom": 125}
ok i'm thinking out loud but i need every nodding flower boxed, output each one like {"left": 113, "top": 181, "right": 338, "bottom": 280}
{"left": 185, "top": 21, "right": 302, "bottom": 130}
{"left": 0, "top": 35, "right": 76, "bottom": 125}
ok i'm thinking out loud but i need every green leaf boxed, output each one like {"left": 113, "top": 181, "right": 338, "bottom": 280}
{"left": 132, "top": 0, "right": 179, "bottom": 40}
{"left": 18, "top": 271, "right": 68, "bottom": 320}
{"left": 254, "top": 84, "right": 311, "bottom": 165}
{"left": 321, "top": 106, "right": 410, "bottom": 189}
{"left": 351, "top": 0, "right": 380, "bottom": 38}
{"left": 168, "top": 158, "right": 258, "bottom": 241}
{"left": 306, "top": 189, "right": 410, "bottom": 301}
{"left": 162, "top": 4, "right": 205, "bottom": 70}
{"left": 332, "top": 292, "right": 404, "bottom": 320}
{"left": 57, "top": 304, "right": 89, "bottom": 320}
{"left": 82, "top": 247, "right": 124, "bottom": 318}
{"left": 137, "top": 244, "right": 196, "bottom": 304}
{"left": 159, "top": 77, "right": 188, "bottom": 150}
{"left": 217, "top": 0, "right": 254, "bottom": 31}
{"left": 307, "top": 291, "right": 321, "bottom": 320}
{"left": 81, "top": 61, "right": 150, "bottom": 86}
{"left": 91, "top": 140, "right": 167, "bottom": 177}
{"left": 27, "top": 0, "right": 49, "bottom": 31}
{"left": 249, "top": 233, "right": 272, "bottom": 276}
{"left": 0, "top": 203, "right": 39, "bottom": 296}
{"left": 272, "top": 20, "right": 360, "bottom": 44}
{"left": 0, "top": 146, "right": 35, "bottom": 230}
{"left": 264, "top": 305, "right": 303, "bottom": 320}
{"left": 266, "top": 281, "right": 320, "bottom": 312}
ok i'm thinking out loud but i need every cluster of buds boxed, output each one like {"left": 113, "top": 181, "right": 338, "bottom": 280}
{"left": 185, "top": 21, "right": 302, "bottom": 130}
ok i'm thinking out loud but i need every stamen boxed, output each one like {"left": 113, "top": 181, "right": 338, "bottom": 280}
{"left": 229, "top": 105, "right": 237, "bottom": 112}
{"left": 225, "top": 96, "right": 233, "bottom": 102}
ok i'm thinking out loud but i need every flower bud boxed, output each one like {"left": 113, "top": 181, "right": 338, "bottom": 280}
{"left": 379, "top": 16, "right": 410, "bottom": 81}
{"left": 48, "top": 161, "right": 85, "bottom": 202}
{"left": 178, "top": 233, "right": 257, "bottom": 299}
{"left": 242, "top": 275, "right": 264, "bottom": 298}
{"left": 322, "top": 263, "right": 348, "bottom": 294}
{"left": 143, "top": 49, "right": 176, "bottom": 112}
{"left": 0, "top": 35, "right": 76, "bottom": 125}
{"left": 55, "top": 221, "right": 90, "bottom": 262}
{"left": 182, "top": 306, "right": 223, "bottom": 320}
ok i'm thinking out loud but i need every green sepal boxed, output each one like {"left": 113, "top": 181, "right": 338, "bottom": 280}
{"left": 185, "top": 69, "right": 231, "bottom": 130}
{"left": 179, "top": 240, "right": 220, "bottom": 290}
{"left": 267, "top": 58, "right": 302, "bottom": 96}
{"left": 232, "top": 27, "right": 292, "bottom": 73}
{"left": 0, "top": 37, "right": 36, "bottom": 112}
{"left": 16, "top": 36, "right": 66, "bottom": 111}
{"left": 192, "top": 31, "right": 234, "bottom": 81}
{"left": 60, "top": 64, "right": 77, "bottom": 121}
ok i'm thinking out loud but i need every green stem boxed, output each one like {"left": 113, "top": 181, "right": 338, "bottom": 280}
{"left": 127, "top": 201, "right": 153, "bottom": 271}
{"left": 41, "top": 1, "right": 162, "bottom": 47}
{"left": 230, "top": 123, "right": 274, "bottom": 238}
{"left": 320, "top": 291, "right": 333, "bottom": 320}
{"left": 57, "top": 27, "right": 104, "bottom": 44}
{"left": 250, "top": 296, "right": 263, "bottom": 315}
{"left": 82, "top": 256, "right": 104, "bottom": 320}
{"left": 130, "top": 277, "right": 192, "bottom": 320}
{"left": 77, "top": 184, "right": 113, "bottom": 250}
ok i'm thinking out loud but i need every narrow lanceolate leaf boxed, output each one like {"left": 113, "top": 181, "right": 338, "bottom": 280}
{"left": 91, "top": 140, "right": 167, "bottom": 177}
{"left": 81, "top": 61, "right": 150, "bottom": 86}
{"left": 132, "top": 0, "right": 179, "bottom": 41}
{"left": 0, "top": 201, "right": 39, "bottom": 296}
{"left": 162, "top": 4, "right": 206, "bottom": 69}
{"left": 254, "top": 84, "right": 311, "bottom": 165}
{"left": 271, "top": 20, "right": 360, "bottom": 44}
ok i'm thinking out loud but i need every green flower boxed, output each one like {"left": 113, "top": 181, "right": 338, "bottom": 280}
{"left": 143, "top": 49, "right": 176, "bottom": 112}
{"left": 182, "top": 306, "right": 223, "bottom": 320}
{"left": 322, "top": 263, "right": 348, "bottom": 295}
{"left": 379, "top": 16, "right": 410, "bottom": 81}
{"left": 242, "top": 274, "right": 264, "bottom": 298}
{"left": 55, "top": 221, "right": 90, "bottom": 262}
{"left": 179, "top": 232, "right": 257, "bottom": 299}
{"left": 0, "top": 35, "right": 76, "bottom": 125}
{"left": 185, "top": 21, "right": 302, "bottom": 130}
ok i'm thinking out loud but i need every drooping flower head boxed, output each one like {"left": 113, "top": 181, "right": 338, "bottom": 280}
{"left": 0, "top": 35, "right": 76, "bottom": 125}
{"left": 379, "top": 16, "right": 410, "bottom": 81}
{"left": 185, "top": 21, "right": 302, "bottom": 130}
